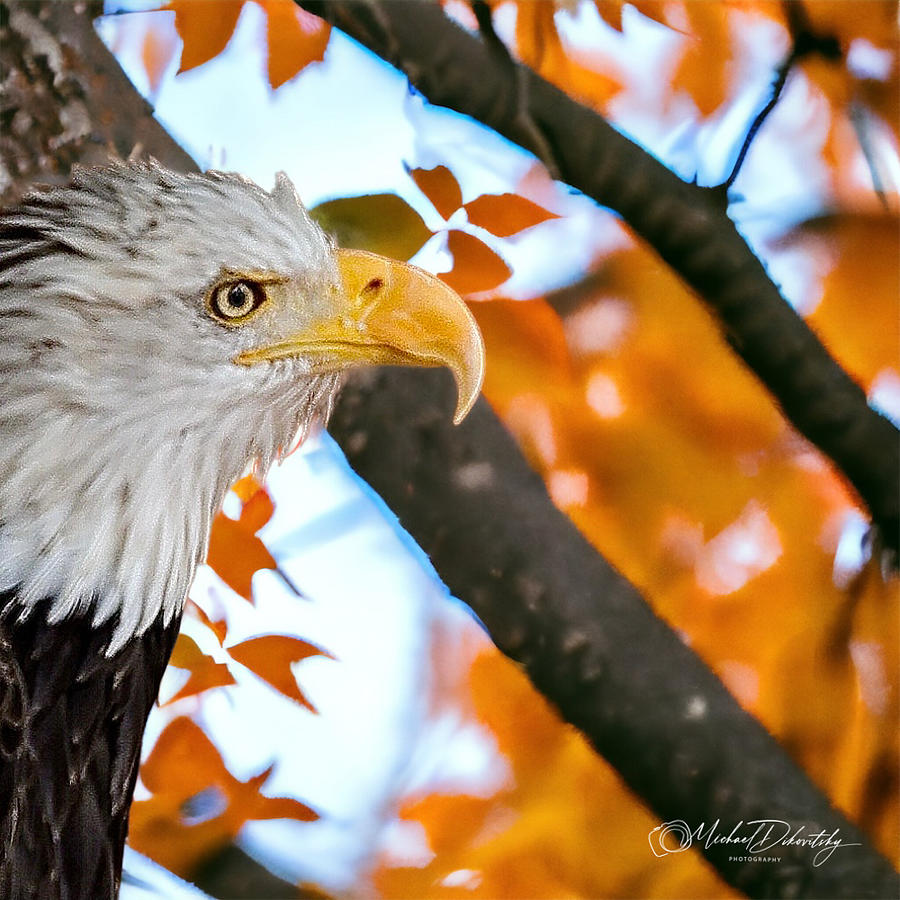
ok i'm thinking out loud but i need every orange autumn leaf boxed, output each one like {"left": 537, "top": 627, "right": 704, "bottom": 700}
{"left": 230, "top": 472, "right": 264, "bottom": 502}
{"left": 141, "top": 24, "right": 179, "bottom": 94}
{"left": 469, "top": 298, "right": 572, "bottom": 401}
{"left": 672, "top": 2, "right": 732, "bottom": 116}
{"left": 514, "top": 1, "right": 620, "bottom": 110}
{"left": 464, "top": 192, "right": 559, "bottom": 237}
{"left": 228, "top": 634, "right": 332, "bottom": 711}
{"left": 165, "top": 633, "right": 235, "bottom": 704}
{"left": 140, "top": 718, "right": 227, "bottom": 796}
{"left": 469, "top": 297, "right": 572, "bottom": 471}
{"left": 783, "top": 215, "right": 900, "bottom": 387}
{"left": 440, "top": 229, "right": 511, "bottom": 295}
{"left": 408, "top": 165, "right": 464, "bottom": 220}
{"left": 170, "top": 0, "right": 244, "bottom": 74}
{"left": 261, "top": 0, "right": 330, "bottom": 89}
{"left": 803, "top": 0, "right": 898, "bottom": 52}
{"left": 829, "top": 561, "right": 899, "bottom": 858}
{"left": 186, "top": 598, "right": 228, "bottom": 646}
{"left": 238, "top": 488, "right": 275, "bottom": 533}
{"left": 170, "top": 0, "right": 328, "bottom": 88}
{"left": 132, "top": 717, "right": 317, "bottom": 876}
{"left": 375, "top": 642, "right": 735, "bottom": 898}
{"left": 594, "top": 0, "right": 624, "bottom": 32}
{"left": 206, "top": 482, "right": 277, "bottom": 601}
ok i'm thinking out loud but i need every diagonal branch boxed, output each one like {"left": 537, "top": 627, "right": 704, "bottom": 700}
{"left": 329, "top": 367, "right": 898, "bottom": 899}
{"left": 298, "top": 0, "right": 899, "bottom": 554}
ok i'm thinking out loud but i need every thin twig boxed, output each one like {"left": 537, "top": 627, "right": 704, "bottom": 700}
{"left": 849, "top": 100, "right": 892, "bottom": 211}
{"left": 471, "top": 0, "right": 561, "bottom": 180}
{"left": 724, "top": 1, "right": 843, "bottom": 191}
{"left": 723, "top": 48, "right": 797, "bottom": 190}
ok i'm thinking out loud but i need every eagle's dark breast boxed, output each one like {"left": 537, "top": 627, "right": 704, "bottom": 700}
{"left": 0, "top": 592, "right": 181, "bottom": 900}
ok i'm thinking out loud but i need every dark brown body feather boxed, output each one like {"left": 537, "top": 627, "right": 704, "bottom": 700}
{"left": 0, "top": 592, "right": 181, "bottom": 900}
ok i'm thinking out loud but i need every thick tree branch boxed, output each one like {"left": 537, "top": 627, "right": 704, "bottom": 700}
{"left": 3, "top": 2, "right": 897, "bottom": 897}
{"left": 298, "top": 0, "right": 900, "bottom": 554}
{"left": 331, "top": 369, "right": 898, "bottom": 899}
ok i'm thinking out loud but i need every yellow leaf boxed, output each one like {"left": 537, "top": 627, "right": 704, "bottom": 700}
{"left": 166, "top": 633, "right": 236, "bottom": 704}
{"left": 311, "top": 193, "right": 433, "bottom": 260}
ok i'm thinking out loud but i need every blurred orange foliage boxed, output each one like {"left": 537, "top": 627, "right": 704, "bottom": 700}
{"left": 371, "top": 219, "right": 897, "bottom": 892}
{"left": 165, "top": 633, "right": 236, "bottom": 704}
{"left": 131, "top": 717, "right": 318, "bottom": 876}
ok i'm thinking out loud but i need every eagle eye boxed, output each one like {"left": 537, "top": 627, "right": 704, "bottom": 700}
{"left": 209, "top": 280, "right": 266, "bottom": 324}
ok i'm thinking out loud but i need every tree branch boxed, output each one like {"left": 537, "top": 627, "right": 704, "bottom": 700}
{"left": 0, "top": 0, "right": 195, "bottom": 206}
{"left": 724, "top": 1, "right": 842, "bottom": 191}
{"left": 297, "top": 0, "right": 899, "bottom": 554}
{"left": 330, "top": 367, "right": 898, "bottom": 898}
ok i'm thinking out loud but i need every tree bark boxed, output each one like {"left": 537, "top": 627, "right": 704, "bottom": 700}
{"left": 332, "top": 367, "right": 898, "bottom": 899}
{"left": 297, "top": 0, "right": 900, "bottom": 556}
{"left": 1, "top": 2, "right": 897, "bottom": 898}
{"left": 0, "top": 0, "right": 195, "bottom": 206}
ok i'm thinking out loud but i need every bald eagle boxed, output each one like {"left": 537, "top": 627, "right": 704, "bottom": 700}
{"left": 0, "top": 163, "right": 483, "bottom": 899}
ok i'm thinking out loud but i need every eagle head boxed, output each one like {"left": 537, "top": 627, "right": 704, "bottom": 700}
{"left": 0, "top": 162, "right": 483, "bottom": 650}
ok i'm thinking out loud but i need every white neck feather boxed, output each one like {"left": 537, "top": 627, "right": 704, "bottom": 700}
{"left": 0, "top": 362, "right": 337, "bottom": 653}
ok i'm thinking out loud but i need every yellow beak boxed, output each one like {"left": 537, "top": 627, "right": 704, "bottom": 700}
{"left": 236, "top": 250, "right": 485, "bottom": 424}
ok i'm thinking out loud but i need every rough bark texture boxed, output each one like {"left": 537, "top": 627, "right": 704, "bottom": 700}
{"left": 0, "top": 0, "right": 195, "bottom": 207}
{"left": 1, "top": 2, "right": 897, "bottom": 898}
{"left": 297, "top": 0, "right": 900, "bottom": 555}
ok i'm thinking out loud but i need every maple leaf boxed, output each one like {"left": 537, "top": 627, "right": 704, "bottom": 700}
{"left": 206, "top": 481, "right": 277, "bottom": 602}
{"left": 464, "top": 193, "right": 559, "bottom": 237}
{"left": 132, "top": 717, "right": 317, "bottom": 876}
{"left": 165, "top": 633, "right": 236, "bottom": 704}
{"left": 408, "top": 164, "right": 464, "bottom": 220}
{"left": 168, "top": 0, "right": 330, "bottom": 89}
{"left": 185, "top": 598, "right": 228, "bottom": 646}
{"left": 169, "top": 0, "right": 244, "bottom": 74}
{"left": 261, "top": 0, "right": 331, "bottom": 89}
{"left": 440, "top": 229, "right": 511, "bottom": 295}
{"left": 228, "top": 634, "right": 333, "bottom": 712}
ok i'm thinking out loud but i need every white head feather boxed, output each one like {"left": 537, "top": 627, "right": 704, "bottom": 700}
{"left": 0, "top": 163, "right": 341, "bottom": 652}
